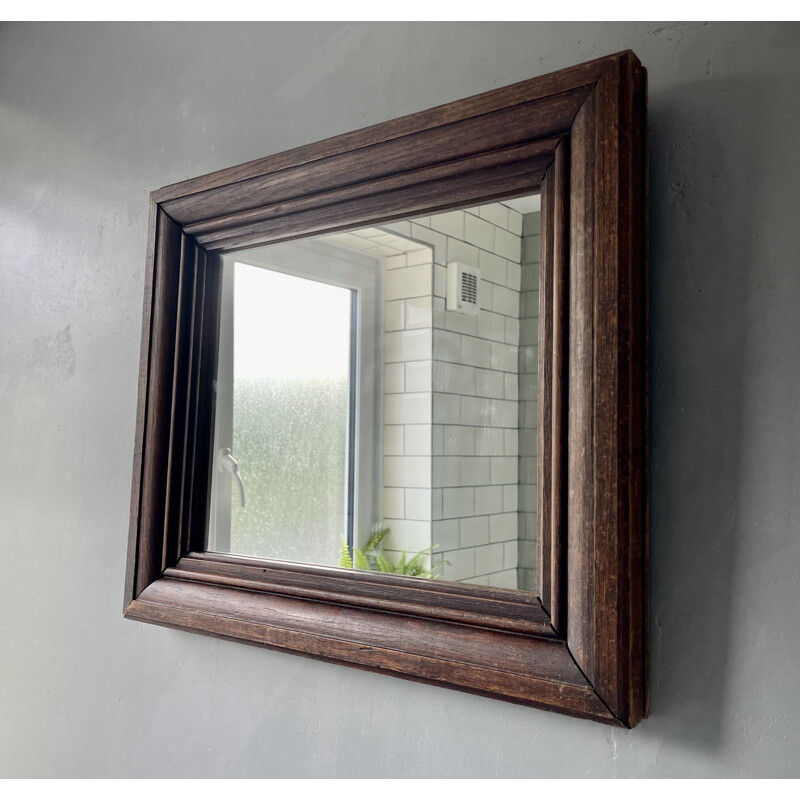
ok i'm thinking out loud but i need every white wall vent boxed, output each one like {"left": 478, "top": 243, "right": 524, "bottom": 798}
{"left": 446, "top": 261, "right": 481, "bottom": 316}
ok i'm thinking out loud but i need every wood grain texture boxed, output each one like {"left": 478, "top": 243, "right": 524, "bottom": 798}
{"left": 125, "top": 196, "right": 159, "bottom": 608}
{"left": 198, "top": 154, "right": 554, "bottom": 252}
{"left": 163, "top": 92, "right": 588, "bottom": 227}
{"left": 537, "top": 168, "right": 554, "bottom": 615}
{"left": 567, "top": 92, "right": 597, "bottom": 684}
{"left": 133, "top": 209, "right": 182, "bottom": 598}
{"left": 126, "top": 578, "right": 619, "bottom": 724}
{"left": 549, "top": 141, "right": 570, "bottom": 636}
{"left": 167, "top": 552, "right": 554, "bottom": 637}
{"left": 126, "top": 50, "right": 648, "bottom": 727}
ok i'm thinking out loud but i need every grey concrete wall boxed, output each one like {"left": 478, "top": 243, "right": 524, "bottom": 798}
{"left": 1, "top": 21, "right": 799, "bottom": 777}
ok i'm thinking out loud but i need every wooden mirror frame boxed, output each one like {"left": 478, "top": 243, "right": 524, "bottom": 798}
{"left": 124, "top": 50, "right": 648, "bottom": 728}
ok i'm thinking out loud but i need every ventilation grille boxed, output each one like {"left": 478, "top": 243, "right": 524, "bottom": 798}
{"left": 446, "top": 261, "right": 481, "bottom": 316}
{"left": 460, "top": 272, "right": 478, "bottom": 305}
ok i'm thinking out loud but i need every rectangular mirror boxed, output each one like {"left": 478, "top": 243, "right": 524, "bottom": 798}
{"left": 206, "top": 196, "right": 541, "bottom": 591}
{"left": 125, "top": 51, "right": 647, "bottom": 727}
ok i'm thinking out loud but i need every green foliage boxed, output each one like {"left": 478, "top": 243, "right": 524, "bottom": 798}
{"left": 338, "top": 527, "right": 439, "bottom": 579}
{"left": 338, "top": 536, "right": 352, "bottom": 569}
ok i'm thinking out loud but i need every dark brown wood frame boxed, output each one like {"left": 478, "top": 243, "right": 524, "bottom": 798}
{"left": 125, "top": 50, "right": 648, "bottom": 727}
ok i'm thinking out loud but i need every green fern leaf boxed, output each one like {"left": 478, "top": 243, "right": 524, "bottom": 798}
{"left": 353, "top": 547, "right": 370, "bottom": 571}
{"left": 375, "top": 554, "right": 395, "bottom": 573}
{"left": 363, "top": 527, "right": 390, "bottom": 555}
{"left": 338, "top": 536, "right": 353, "bottom": 569}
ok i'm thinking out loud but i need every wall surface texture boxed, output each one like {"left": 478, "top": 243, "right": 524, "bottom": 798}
{"left": 1, "top": 21, "right": 799, "bottom": 777}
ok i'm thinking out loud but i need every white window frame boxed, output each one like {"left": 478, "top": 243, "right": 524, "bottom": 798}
{"left": 207, "top": 239, "right": 383, "bottom": 557}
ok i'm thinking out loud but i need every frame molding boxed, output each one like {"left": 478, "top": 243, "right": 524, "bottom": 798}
{"left": 125, "top": 50, "right": 648, "bottom": 727}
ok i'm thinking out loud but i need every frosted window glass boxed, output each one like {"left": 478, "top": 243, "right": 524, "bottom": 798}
{"left": 229, "top": 262, "right": 352, "bottom": 565}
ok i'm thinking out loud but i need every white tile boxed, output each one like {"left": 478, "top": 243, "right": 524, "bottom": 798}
{"left": 429, "top": 210, "right": 464, "bottom": 239}
{"left": 384, "top": 519, "right": 431, "bottom": 553}
{"left": 405, "top": 296, "right": 432, "bottom": 329}
{"left": 491, "top": 342, "right": 518, "bottom": 373}
{"left": 463, "top": 575, "right": 491, "bottom": 586}
{"left": 460, "top": 456, "right": 491, "bottom": 487}
{"left": 433, "top": 392, "right": 460, "bottom": 424}
{"left": 503, "top": 540, "right": 519, "bottom": 570}
{"left": 522, "top": 211, "right": 541, "bottom": 236}
{"left": 459, "top": 396, "right": 485, "bottom": 427}
{"left": 382, "top": 487, "right": 404, "bottom": 519}
{"left": 384, "top": 362, "right": 404, "bottom": 394}
{"left": 404, "top": 424, "right": 432, "bottom": 456}
{"left": 475, "top": 485, "right": 503, "bottom": 516}
{"left": 492, "top": 399, "right": 518, "bottom": 429}
{"left": 478, "top": 203, "right": 509, "bottom": 230}
{"left": 410, "top": 224, "right": 447, "bottom": 259}
{"left": 475, "top": 542, "right": 504, "bottom": 574}
{"left": 479, "top": 250, "right": 507, "bottom": 285}
{"left": 444, "top": 308, "right": 479, "bottom": 336}
{"left": 495, "top": 227, "right": 521, "bottom": 262}
{"left": 489, "top": 569, "right": 518, "bottom": 589}
{"left": 460, "top": 516, "right": 490, "bottom": 547}
{"left": 405, "top": 488, "right": 432, "bottom": 521}
{"left": 506, "top": 208, "right": 523, "bottom": 236}
{"left": 383, "top": 424, "right": 404, "bottom": 456}
{"left": 432, "top": 488, "right": 444, "bottom": 521}
{"left": 385, "top": 264, "right": 432, "bottom": 301}
{"left": 460, "top": 335, "right": 492, "bottom": 369}
{"left": 442, "top": 487, "right": 474, "bottom": 518}
{"left": 504, "top": 374, "right": 518, "bottom": 401}
{"left": 447, "top": 237, "right": 479, "bottom": 266}
{"left": 405, "top": 360, "right": 431, "bottom": 393}
{"left": 384, "top": 299, "right": 404, "bottom": 332}
{"left": 506, "top": 259, "right": 521, "bottom": 292}
{"left": 384, "top": 392, "right": 432, "bottom": 425}
{"left": 475, "top": 368, "right": 504, "bottom": 399}
{"left": 433, "top": 264, "right": 447, "bottom": 298}
{"left": 477, "top": 309, "right": 506, "bottom": 343}
{"left": 433, "top": 329, "right": 461, "bottom": 363}
{"left": 489, "top": 512, "right": 518, "bottom": 542}
{"left": 464, "top": 213, "right": 495, "bottom": 251}
{"left": 522, "top": 235, "right": 541, "bottom": 267}
{"left": 384, "top": 329, "right": 432, "bottom": 363}
{"left": 441, "top": 547, "right": 475, "bottom": 582}
{"left": 384, "top": 253, "right": 408, "bottom": 271}
{"left": 432, "top": 424, "right": 444, "bottom": 455}
{"left": 382, "top": 220, "right": 412, "bottom": 238}
{"left": 503, "top": 429, "right": 519, "bottom": 457}
{"left": 384, "top": 456, "right": 431, "bottom": 488}
{"left": 505, "top": 316, "right": 520, "bottom": 346}
{"left": 491, "top": 285, "right": 520, "bottom": 318}
{"left": 475, "top": 427, "right": 504, "bottom": 456}
{"left": 519, "top": 344, "right": 538, "bottom": 375}
{"left": 432, "top": 519, "right": 459, "bottom": 550}
{"left": 432, "top": 456, "right": 461, "bottom": 488}
{"left": 503, "top": 484, "right": 518, "bottom": 513}
{"left": 443, "top": 425, "right": 476, "bottom": 456}
{"left": 491, "top": 456, "right": 518, "bottom": 485}
{"left": 433, "top": 361, "right": 476, "bottom": 396}
{"left": 406, "top": 248, "right": 433, "bottom": 267}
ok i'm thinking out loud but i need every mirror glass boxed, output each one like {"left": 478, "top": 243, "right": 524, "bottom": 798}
{"left": 206, "top": 195, "right": 541, "bottom": 591}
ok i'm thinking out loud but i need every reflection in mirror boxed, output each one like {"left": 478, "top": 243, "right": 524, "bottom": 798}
{"left": 206, "top": 196, "right": 541, "bottom": 591}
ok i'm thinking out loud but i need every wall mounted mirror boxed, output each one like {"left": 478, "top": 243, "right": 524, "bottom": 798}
{"left": 125, "top": 50, "right": 648, "bottom": 727}
{"left": 207, "top": 196, "right": 542, "bottom": 591}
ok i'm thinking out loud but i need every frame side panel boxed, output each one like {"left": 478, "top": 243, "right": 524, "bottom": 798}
{"left": 131, "top": 208, "right": 183, "bottom": 600}
{"left": 537, "top": 169, "right": 555, "bottom": 613}
{"left": 567, "top": 92, "right": 597, "bottom": 683}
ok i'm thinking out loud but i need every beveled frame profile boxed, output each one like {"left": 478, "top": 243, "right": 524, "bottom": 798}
{"left": 125, "top": 50, "right": 648, "bottom": 727}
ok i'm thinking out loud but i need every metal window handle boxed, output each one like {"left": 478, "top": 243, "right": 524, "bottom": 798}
{"left": 220, "top": 447, "right": 246, "bottom": 508}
